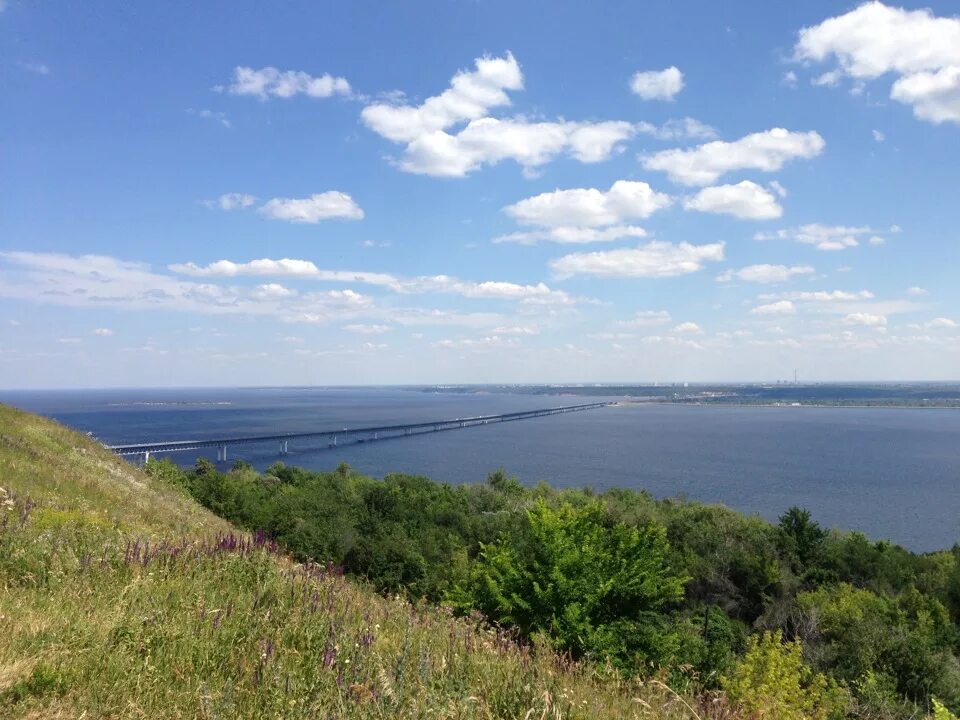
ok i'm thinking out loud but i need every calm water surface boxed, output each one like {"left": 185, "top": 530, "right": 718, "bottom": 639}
{"left": 3, "top": 387, "right": 959, "bottom": 552}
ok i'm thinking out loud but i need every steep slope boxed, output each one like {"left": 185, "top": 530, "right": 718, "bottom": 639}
{"left": 0, "top": 404, "right": 702, "bottom": 719}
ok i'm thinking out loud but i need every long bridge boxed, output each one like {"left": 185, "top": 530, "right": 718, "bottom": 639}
{"left": 107, "top": 402, "right": 613, "bottom": 463}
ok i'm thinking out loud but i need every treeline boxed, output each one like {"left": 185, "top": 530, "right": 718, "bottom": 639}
{"left": 148, "top": 457, "right": 960, "bottom": 719}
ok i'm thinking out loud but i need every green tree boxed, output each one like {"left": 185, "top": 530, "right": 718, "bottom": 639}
{"left": 722, "top": 630, "right": 848, "bottom": 720}
{"left": 452, "top": 499, "right": 687, "bottom": 669}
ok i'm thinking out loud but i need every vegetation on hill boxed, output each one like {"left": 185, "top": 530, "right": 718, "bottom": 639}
{"left": 3, "top": 402, "right": 960, "bottom": 719}
{"left": 167, "top": 456, "right": 960, "bottom": 719}
{"left": 0, "top": 404, "right": 713, "bottom": 718}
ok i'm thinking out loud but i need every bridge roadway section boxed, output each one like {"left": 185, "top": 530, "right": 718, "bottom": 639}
{"left": 107, "top": 402, "right": 613, "bottom": 463}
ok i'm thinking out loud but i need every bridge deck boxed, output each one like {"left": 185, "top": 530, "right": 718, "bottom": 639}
{"left": 108, "top": 402, "right": 612, "bottom": 456}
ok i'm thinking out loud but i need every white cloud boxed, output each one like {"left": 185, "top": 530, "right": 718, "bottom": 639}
{"left": 433, "top": 335, "right": 519, "bottom": 350}
{"left": 505, "top": 180, "right": 672, "bottom": 228}
{"left": 0, "top": 252, "right": 514, "bottom": 331}
{"left": 362, "top": 53, "right": 523, "bottom": 143}
{"left": 672, "top": 321, "right": 703, "bottom": 334}
{"left": 630, "top": 66, "right": 684, "bottom": 101}
{"left": 759, "top": 290, "right": 875, "bottom": 302}
{"left": 718, "top": 264, "right": 815, "bottom": 284}
{"left": 492, "top": 225, "right": 649, "bottom": 245}
{"left": 907, "top": 286, "right": 928, "bottom": 296}
{"left": 168, "top": 256, "right": 582, "bottom": 305}
{"left": 361, "top": 53, "right": 637, "bottom": 176}
{"left": 204, "top": 193, "right": 256, "bottom": 211}
{"left": 684, "top": 181, "right": 784, "bottom": 219}
{"left": 617, "top": 310, "right": 672, "bottom": 328}
{"left": 635, "top": 117, "right": 717, "bottom": 141}
{"left": 252, "top": 283, "right": 296, "bottom": 298}
{"left": 343, "top": 324, "right": 391, "bottom": 334}
{"left": 755, "top": 223, "right": 886, "bottom": 251}
{"left": 225, "top": 66, "right": 351, "bottom": 100}
{"left": 396, "top": 117, "right": 636, "bottom": 177}
{"left": 891, "top": 66, "right": 960, "bottom": 123}
{"left": 550, "top": 241, "right": 725, "bottom": 279}
{"left": 259, "top": 192, "right": 364, "bottom": 223}
{"left": 751, "top": 300, "right": 797, "bottom": 316}
{"left": 872, "top": 129, "right": 885, "bottom": 143}
{"left": 795, "top": 2, "right": 960, "bottom": 124}
{"left": 490, "top": 325, "right": 540, "bottom": 335}
{"left": 782, "top": 71, "right": 799, "bottom": 87}
{"left": 927, "top": 317, "right": 958, "bottom": 329}
{"left": 844, "top": 312, "right": 887, "bottom": 327}
{"left": 188, "top": 109, "right": 230, "bottom": 128}
{"left": 642, "top": 128, "right": 825, "bottom": 186}
{"left": 92, "top": 328, "right": 114, "bottom": 337}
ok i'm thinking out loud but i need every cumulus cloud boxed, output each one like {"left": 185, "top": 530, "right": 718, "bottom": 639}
{"left": 92, "top": 328, "right": 114, "bottom": 337}
{"left": 490, "top": 325, "right": 540, "bottom": 335}
{"left": 843, "top": 312, "right": 887, "bottom": 327}
{"left": 926, "top": 317, "right": 958, "bottom": 329}
{"left": 755, "top": 223, "right": 887, "bottom": 251}
{"left": 907, "top": 286, "right": 928, "bottom": 296}
{"left": 361, "top": 53, "right": 638, "bottom": 176}
{"left": 751, "top": 300, "right": 797, "bottom": 316}
{"left": 550, "top": 241, "right": 725, "bottom": 279}
{"left": 396, "top": 117, "right": 636, "bottom": 177}
{"left": 433, "top": 335, "right": 519, "bottom": 350}
{"left": 259, "top": 192, "right": 364, "bottom": 223}
{"left": 362, "top": 53, "right": 522, "bottom": 142}
{"left": 495, "top": 180, "right": 671, "bottom": 245}
{"left": 505, "top": 181, "right": 672, "bottom": 228}
{"left": 759, "top": 290, "right": 875, "bottom": 302}
{"left": 684, "top": 181, "right": 784, "bottom": 219}
{"left": 630, "top": 66, "right": 684, "bottom": 100}
{"left": 617, "top": 310, "right": 673, "bottom": 328}
{"left": 642, "top": 128, "right": 825, "bottom": 186}
{"left": 718, "top": 264, "right": 815, "bottom": 284}
{"left": 343, "top": 324, "right": 391, "bottom": 334}
{"left": 795, "top": 2, "right": 960, "bottom": 124}
{"left": 224, "top": 66, "right": 351, "bottom": 100}
{"left": 492, "top": 225, "right": 649, "bottom": 246}
{"left": 673, "top": 321, "right": 703, "bottom": 334}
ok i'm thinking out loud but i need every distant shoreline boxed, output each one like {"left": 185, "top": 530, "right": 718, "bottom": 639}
{"left": 612, "top": 400, "right": 960, "bottom": 410}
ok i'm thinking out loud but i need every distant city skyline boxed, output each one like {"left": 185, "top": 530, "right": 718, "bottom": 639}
{"left": 1, "top": 1, "right": 958, "bottom": 388}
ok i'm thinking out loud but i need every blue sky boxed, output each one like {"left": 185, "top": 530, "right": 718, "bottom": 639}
{"left": 1, "top": 0, "right": 959, "bottom": 388}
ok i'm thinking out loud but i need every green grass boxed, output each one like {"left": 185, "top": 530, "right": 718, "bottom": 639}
{"left": 0, "top": 404, "right": 720, "bottom": 719}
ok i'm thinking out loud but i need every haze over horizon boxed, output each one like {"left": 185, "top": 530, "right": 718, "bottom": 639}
{"left": 2, "top": 1, "right": 959, "bottom": 388}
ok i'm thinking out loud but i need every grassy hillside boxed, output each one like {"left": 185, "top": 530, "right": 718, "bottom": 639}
{"left": 0, "top": 404, "right": 706, "bottom": 719}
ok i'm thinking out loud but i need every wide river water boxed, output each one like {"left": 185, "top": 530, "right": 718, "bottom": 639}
{"left": 4, "top": 386, "right": 959, "bottom": 553}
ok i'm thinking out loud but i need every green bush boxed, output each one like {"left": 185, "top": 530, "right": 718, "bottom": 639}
{"left": 722, "top": 630, "right": 848, "bottom": 720}
{"left": 451, "top": 499, "right": 687, "bottom": 669}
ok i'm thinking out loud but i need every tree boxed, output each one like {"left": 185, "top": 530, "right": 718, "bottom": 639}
{"left": 722, "top": 630, "right": 848, "bottom": 720}
{"left": 778, "top": 506, "right": 826, "bottom": 571}
{"left": 452, "top": 499, "right": 687, "bottom": 669}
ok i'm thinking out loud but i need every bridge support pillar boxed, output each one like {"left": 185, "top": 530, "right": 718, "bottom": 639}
{"left": 143, "top": 450, "right": 150, "bottom": 465}
{"left": 279, "top": 440, "right": 288, "bottom": 455}
{"left": 217, "top": 444, "right": 228, "bottom": 462}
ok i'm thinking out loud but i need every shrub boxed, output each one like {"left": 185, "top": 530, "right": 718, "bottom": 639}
{"left": 721, "top": 630, "right": 848, "bottom": 720}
